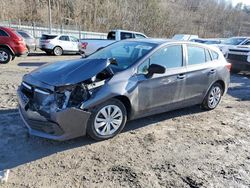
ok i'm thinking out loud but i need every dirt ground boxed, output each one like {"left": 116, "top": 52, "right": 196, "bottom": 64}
{"left": 0, "top": 53, "right": 250, "bottom": 188}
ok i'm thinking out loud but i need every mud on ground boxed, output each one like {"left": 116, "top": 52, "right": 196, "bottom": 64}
{"left": 0, "top": 53, "right": 250, "bottom": 188}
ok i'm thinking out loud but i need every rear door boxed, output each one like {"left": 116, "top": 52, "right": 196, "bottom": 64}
{"left": 58, "top": 35, "right": 71, "bottom": 51}
{"left": 184, "top": 44, "right": 215, "bottom": 103}
{"left": 136, "top": 44, "right": 187, "bottom": 115}
{"left": 69, "top": 36, "right": 79, "bottom": 52}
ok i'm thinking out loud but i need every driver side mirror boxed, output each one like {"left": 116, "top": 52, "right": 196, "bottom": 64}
{"left": 146, "top": 64, "right": 166, "bottom": 78}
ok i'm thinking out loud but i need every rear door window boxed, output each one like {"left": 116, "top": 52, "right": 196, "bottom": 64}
{"left": 205, "top": 49, "right": 212, "bottom": 62}
{"left": 0, "top": 29, "right": 9, "bottom": 36}
{"left": 59, "top": 35, "right": 70, "bottom": 41}
{"left": 187, "top": 45, "right": 206, "bottom": 65}
{"left": 121, "top": 32, "right": 133, "bottom": 40}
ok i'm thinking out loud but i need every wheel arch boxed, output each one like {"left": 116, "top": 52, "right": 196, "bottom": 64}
{"left": 0, "top": 44, "right": 14, "bottom": 55}
{"left": 114, "top": 95, "right": 132, "bottom": 120}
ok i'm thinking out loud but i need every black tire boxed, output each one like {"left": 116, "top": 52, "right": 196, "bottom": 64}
{"left": 87, "top": 99, "right": 127, "bottom": 141}
{"left": 45, "top": 51, "right": 52, "bottom": 55}
{"left": 53, "top": 46, "right": 63, "bottom": 56}
{"left": 201, "top": 83, "right": 223, "bottom": 110}
{"left": 0, "top": 48, "right": 12, "bottom": 64}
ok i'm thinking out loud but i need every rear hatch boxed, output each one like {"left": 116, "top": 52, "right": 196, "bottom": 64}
{"left": 39, "top": 34, "right": 57, "bottom": 48}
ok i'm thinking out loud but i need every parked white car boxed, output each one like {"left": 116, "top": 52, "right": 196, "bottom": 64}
{"left": 215, "top": 37, "right": 250, "bottom": 55}
{"left": 39, "top": 34, "right": 80, "bottom": 56}
{"left": 79, "top": 30, "right": 148, "bottom": 56}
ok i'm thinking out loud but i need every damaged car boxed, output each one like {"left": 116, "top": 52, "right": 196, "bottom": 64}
{"left": 17, "top": 39, "right": 230, "bottom": 141}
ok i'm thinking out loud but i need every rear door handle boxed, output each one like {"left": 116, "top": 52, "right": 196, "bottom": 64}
{"left": 177, "top": 74, "right": 186, "bottom": 79}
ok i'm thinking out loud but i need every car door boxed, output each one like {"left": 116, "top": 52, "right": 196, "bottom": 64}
{"left": 58, "top": 35, "right": 71, "bottom": 51}
{"left": 69, "top": 36, "right": 80, "bottom": 52}
{"left": 184, "top": 44, "right": 215, "bottom": 104}
{"left": 135, "top": 44, "right": 187, "bottom": 115}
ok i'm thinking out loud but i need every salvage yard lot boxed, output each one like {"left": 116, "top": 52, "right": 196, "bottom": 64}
{"left": 0, "top": 53, "right": 250, "bottom": 187}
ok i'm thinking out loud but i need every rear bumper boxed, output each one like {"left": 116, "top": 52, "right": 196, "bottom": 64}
{"left": 227, "top": 59, "right": 250, "bottom": 72}
{"left": 17, "top": 88, "right": 91, "bottom": 141}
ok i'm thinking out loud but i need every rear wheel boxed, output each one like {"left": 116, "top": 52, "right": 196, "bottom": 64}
{"left": 87, "top": 99, "right": 127, "bottom": 141}
{"left": 201, "top": 83, "right": 223, "bottom": 110}
{"left": 53, "top": 46, "right": 63, "bottom": 56}
{"left": 0, "top": 48, "right": 12, "bottom": 64}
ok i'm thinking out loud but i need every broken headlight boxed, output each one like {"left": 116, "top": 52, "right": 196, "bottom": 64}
{"left": 55, "top": 83, "right": 90, "bottom": 109}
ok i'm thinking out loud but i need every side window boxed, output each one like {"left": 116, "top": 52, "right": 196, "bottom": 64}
{"left": 0, "top": 29, "right": 8, "bottom": 36}
{"left": 59, "top": 35, "right": 69, "bottom": 41}
{"left": 243, "top": 40, "right": 250, "bottom": 45}
{"left": 135, "top": 34, "right": 146, "bottom": 39}
{"left": 121, "top": 32, "right": 133, "bottom": 40}
{"left": 205, "top": 49, "right": 212, "bottom": 62}
{"left": 211, "top": 51, "right": 219, "bottom": 60}
{"left": 187, "top": 45, "right": 206, "bottom": 65}
{"left": 150, "top": 45, "right": 183, "bottom": 69}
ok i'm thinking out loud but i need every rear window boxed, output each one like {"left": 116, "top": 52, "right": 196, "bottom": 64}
{"left": 107, "top": 31, "right": 115, "bottom": 40}
{"left": 41, "top": 34, "right": 57, "bottom": 40}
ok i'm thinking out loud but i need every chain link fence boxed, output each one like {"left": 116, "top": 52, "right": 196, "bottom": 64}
{"left": 0, "top": 20, "right": 107, "bottom": 39}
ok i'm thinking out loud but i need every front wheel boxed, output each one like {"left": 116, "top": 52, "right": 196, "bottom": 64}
{"left": 201, "top": 83, "right": 223, "bottom": 110}
{"left": 0, "top": 48, "right": 12, "bottom": 64}
{"left": 87, "top": 99, "right": 127, "bottom": 141}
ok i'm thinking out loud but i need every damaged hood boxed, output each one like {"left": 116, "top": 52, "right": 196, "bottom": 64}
{"left": 25, "top": 58, "right": 111, "bottom": 86}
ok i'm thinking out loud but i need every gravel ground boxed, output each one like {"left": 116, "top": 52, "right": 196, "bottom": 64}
{"left": 0, "top": 53, "right": 250, "bottom": 188}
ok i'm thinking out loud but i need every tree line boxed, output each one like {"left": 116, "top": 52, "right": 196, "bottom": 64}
{"left": 0, "top": 0, "right": 250, "bottom": 38}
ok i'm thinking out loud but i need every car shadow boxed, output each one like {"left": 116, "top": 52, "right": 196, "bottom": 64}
{"left": 0, "top": 105, "right": 204, "bottom": 170}
{"left": 18, "top": 62, "right": 47, "bottom": 67}
{"left": 227, "top": 73, "right": 250, "bottom": 101}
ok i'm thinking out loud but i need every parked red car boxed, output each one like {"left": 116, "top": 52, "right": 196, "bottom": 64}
{"left": 0, "top": 26, "right": 28, "bottom": 64}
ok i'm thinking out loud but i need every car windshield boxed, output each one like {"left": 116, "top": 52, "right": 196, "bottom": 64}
{"left": 204, "top": 40, "right": 220, "bottom": 44}
{"left": 222, "top": 37, "right": 246, "bottom": 45}
{"left": 87, "top": 41, "right": 156, "bottom": 71}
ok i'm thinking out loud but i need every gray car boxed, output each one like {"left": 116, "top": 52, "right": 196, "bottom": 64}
{"left": 17, "top": 30, "right": 36, "bottom": 52}
{"left": 17, "top": 39, "right": 231, "bottom": 141}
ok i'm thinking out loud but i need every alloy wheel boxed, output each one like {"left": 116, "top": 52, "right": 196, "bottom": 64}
{"left": 0, "top": 50, "right": 9, "bottom": 62}
{"left": 208, "top": 86, "right": 221, "bottom": 109}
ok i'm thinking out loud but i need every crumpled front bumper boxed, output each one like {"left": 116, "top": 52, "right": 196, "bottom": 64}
{"left": 17, "top": 88, "right": 91, "bottom": 141}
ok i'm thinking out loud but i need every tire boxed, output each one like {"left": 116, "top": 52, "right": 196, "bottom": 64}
{"left": 45, "top": 51, "right": 52, "bottom": 55}
{"left": 53, "top": 46, "right": 63, "bottom": 56}
{"left": 87, "top": 99, "right": 127, "bottom": 141}
{"left": 0, "top": 48, "right": 12, "bottom": 64}
{"left": 201, "top": 83, "right": 223, "bottom": 110}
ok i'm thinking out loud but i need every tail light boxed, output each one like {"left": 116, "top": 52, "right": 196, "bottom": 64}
{"left": 44, "top": 40, "right": 51, "bottom": 43}
{"left": 81, "top": 42, "right": 88, "bottom": 49}
{"left": 225, "top": 63, "right": 232, "bottom": 72}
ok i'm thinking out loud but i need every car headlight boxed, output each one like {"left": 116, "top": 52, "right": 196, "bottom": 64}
{"left": 55, "top": 84, "right": 90, "bottom": 109}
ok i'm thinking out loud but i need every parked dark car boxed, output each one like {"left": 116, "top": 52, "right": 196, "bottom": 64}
{"left": 226, "top": 45, "right": 250, "bottom": 73}
{"left": 17, "top": 39, "right": 231, "bottom": 141}
{"left": 0, "top": 26, "right": 28, "bottom": 64}
{"left": 17, "top": 30, "right": 36, "bottom": 52}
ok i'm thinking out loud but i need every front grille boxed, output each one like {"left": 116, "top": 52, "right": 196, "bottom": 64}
{"left": 229, "top": 49, "right": 250, "bottom": 53}
{"left": 227, "top": 54, "right": 248, "bottom": 62}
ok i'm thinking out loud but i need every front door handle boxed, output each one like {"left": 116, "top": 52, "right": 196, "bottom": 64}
{"left": 177, "top": 74, "right": 186, "bottom": 80}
